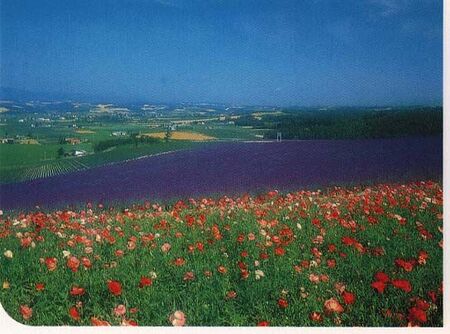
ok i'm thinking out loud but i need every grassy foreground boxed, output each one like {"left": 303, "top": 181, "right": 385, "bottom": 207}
{"left": 0, "top": 181, "right": 443, "bottom": 326}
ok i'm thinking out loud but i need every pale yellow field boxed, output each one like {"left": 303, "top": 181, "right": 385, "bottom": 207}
{"left": 75, "top": 130, "right": 96, "bottom": 134}
{"left": 18, "top": 139, "right": 40, "bottom": 145}
{"left": 141, "top": 131, "right": 216, "bottom": 141}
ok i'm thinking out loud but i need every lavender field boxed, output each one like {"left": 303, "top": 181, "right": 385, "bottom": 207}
{"left": 0, "top": 136, "right": 442, "bottom": 211}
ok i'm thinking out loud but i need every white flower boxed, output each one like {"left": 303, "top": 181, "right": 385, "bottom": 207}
{"left": 149, "top": 271, "right": 157, "bottom": 279}
{"left": 255, "top": 269, "right": 265, "bottom": 280}
{"left": 4, "top": 250, "right": 13, "bottom": 259}
{"left": 62, "top": 250, "right": 71, "bottom": 258}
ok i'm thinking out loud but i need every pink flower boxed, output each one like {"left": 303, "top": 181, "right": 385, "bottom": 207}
{"left": 113, "top": 304, "right": 127, "bottom": 317}
{"left": 161, "top": 243, "right": 171, "bottom": 253}
{"left": 169, "top": 310, "right": 186, "bottom": 326}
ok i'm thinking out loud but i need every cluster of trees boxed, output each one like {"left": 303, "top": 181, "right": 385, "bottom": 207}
{"left": 235, "top": 107, "right": 442, "bottom": 140}
{"left": 93, "top": 134, "right": 160, "bottom": 152}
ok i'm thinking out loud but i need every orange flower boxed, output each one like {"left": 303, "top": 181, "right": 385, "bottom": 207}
{"left": 217, "top": 265, "right": 227, "bottom": 274}
{"left": 417, "top": 250, "right": 428, "bottom": 265}
{"left": 309, "top": 312, "right": 323, "bottom": 322}
{"left": 19, "top": 305, "right": 32, "bottom": 321}
{"left": 121, "top": 319, "right": 138, "bottom": 326}
{"left": 45, "top": 257, "right": 58, "bottom": 271}
{"left": 91, "top": 317, "right": 111, "bottom": 326}
{"left": 81, "top": 257, "right": 92, "bottom": 269}
{"left": 324, "top": 298, "right": 344, "bottom": 315}
{"left": 309, "top": 273, "right": 320, "bottom": 284}
{"left": 67, "top": 256, "right": 80, "bottom": 272}
{"left": 35, "top": 283, "right": 45, "bottom": 291}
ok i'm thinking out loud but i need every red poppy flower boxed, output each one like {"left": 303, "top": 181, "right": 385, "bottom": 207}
{"left": 70, "top": 286, "right": 85, "bottom": 296}
{"left": 341, "top": 236, "right": 356, "bottom": 246}
{"left": 226, "top": 290, "right": 237, "bottom": 299}
{"left": 395, "top": 259, "right": 415, "bottom": 272}
{"left": 139, "top": 276, "right": 152, "bottom": 288}
{"left": 196, "top": 242, "right": 204, "bottom": 252}
{"left": 274, "top": 247, "right": 285, "bottom": 256}
{"left": 257, "top": 321, "right": 270, "bottom": 326}
{"left": 240, "top": 269, "right": 250, "bottom": 279}
{"left": 173, "top": 258, "right": 185, "bottom": 266}
{"left": 278, "top": 298, "right": 289, "bottom": 309}
{"left": 115, "top": 249, "right": 124, "bottom": 257}
{"left": 371, "top": 281, "right": 386, "bottom": 293}
{"left": 20, "top": 237, "right": 32, "bottom": 248}
{"left": 107, "top": 280, "right": 122, "bottom": 296}
{"left": 81, "top": 257, "right": 92, "bottom": 269}
{"left": 327, "top": 259, "right": 336, "bottom": 268}
{"left": 35, "top": 283, "right": 45, "bottom": 291}
{"left": 374, "top": 272, "right": 390, "bottom": 283}
{"left": 237, "top": 261, "right": 247, "bottom": 270}
{"left": 392, "top": 279, "right": 412, "bottom": 293}
{"left": 408, "top": 307, "right": 427, "bottom": 324}
{"left": 69, "top": 306, "right": 80, "bottom": 321}
{"left": 342, "top": 291, "right": 356, "bottom": 305}
{"left": 415, "top": 299, "right": 430, "bottom": 311}
{"left": 328, "top": 244, "right": 337, "bottom": 252}
{"left": 427, "top": 290, "right": 437, "bottom": 303}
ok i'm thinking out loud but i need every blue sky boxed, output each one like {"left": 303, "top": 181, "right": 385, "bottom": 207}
{"left": 0, "top": 0, "right": 443, "bottom": 106}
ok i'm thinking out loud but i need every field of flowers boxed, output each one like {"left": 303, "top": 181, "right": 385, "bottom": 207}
{"left": 0, "top": 181, "right": 443, "bottom": 326}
